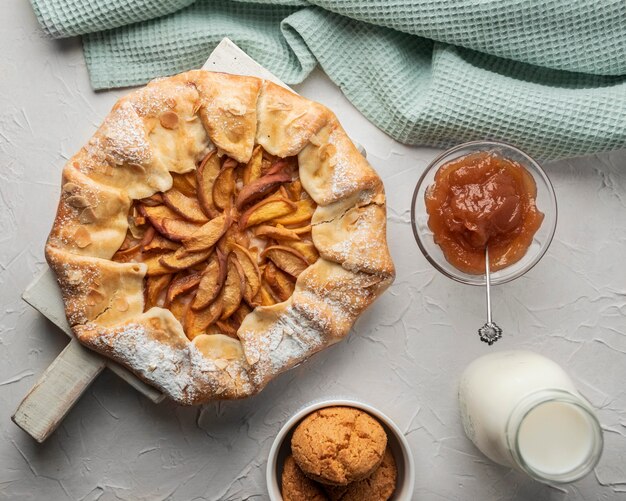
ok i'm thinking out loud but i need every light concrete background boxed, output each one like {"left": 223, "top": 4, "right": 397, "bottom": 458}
{"left": 1, "top": 1, "right": 625, "bottom": 499}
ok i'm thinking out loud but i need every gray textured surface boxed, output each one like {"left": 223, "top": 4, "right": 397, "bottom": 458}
{"left": 1, "top": 1, "right": 625, "bottom": 499}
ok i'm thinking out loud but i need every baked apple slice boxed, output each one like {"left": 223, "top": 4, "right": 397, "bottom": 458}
{"left": 139, "top": 204, "right": 181, "bottom": 235}
{"left": 159, "top": 247, "right": 212, "bottom": 270}
{"left": 261, "top": 245, "right": 309, "bottom": 277}
{"left": 239, "top": 197, "right": 296, "bottom": 229}
{"left": 143, "top": 252, "right": 176, "bottom": 276}
{"left": 182, "top": 213, "right": 231, "bottom": 252}
{"left": 196, "top": 151, "right": 221, "bottom": 218}
{"left": 242, "top": 145, "right": 263, "bottom": 185}
{"left": 253, "top": 224, "right": 301, "bottom": 241}
{"left": 163, "top": 189, "right": 208, "bottom": 223}
{"left": 263, "top": 262, "right": 295, "bottom": 302}
{"left": 271, "top": 198, "right": 315, "bottom": 226}
{"left": 213, "top": 159, "right": 237, "bottom": 210}
{"left": 220, "top": 256, "right": 243, "bottom": 319}
{"left": 142, "top": 233, "right": 180, "bottom": 253}
{"left": 161, "top": 218, "right": 203, "bottom": 242}
{"left": 185, "top": 301, "right": 222, "bottom": 339}
{"left": 144, "top": 274, "right": 173, "bottom": 309}
{"left": 171, "top": 172, "right": 197, "bottom": 197}
{"left": 165, "top": 271, "right": 202, "bottom": 306}
{"left": 192, "top": 253, "right": 227, "bottom": 310}
{"left": 235, "top": 170, "right": 292, "bottom": 210}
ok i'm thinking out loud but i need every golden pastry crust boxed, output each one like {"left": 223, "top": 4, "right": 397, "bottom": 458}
{"left": 290, "top": 407, "right": 388, "bottom": 486}
{"left": 45, "top": 70, "right": 395, "bottom": 405}
{"left": 282, "top": 455, "right": 329, "bottom": 501}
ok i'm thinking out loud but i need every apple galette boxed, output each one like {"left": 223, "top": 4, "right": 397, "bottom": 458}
{"left": 45, "top": 71, "right": 394, "bottom": 404}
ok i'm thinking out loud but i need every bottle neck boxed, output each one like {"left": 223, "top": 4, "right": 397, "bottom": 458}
{"left": 505, "top": 389, "right": 603, "bottom": 484}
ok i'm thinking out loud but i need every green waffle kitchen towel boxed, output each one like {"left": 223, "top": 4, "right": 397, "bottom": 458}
{"left": 31, "top": 0, "right": 626, "bottom": 160}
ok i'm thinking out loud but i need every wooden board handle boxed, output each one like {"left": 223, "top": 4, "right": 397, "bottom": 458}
{"left": 12, "top": 338, "right": 106, "bottom": 442}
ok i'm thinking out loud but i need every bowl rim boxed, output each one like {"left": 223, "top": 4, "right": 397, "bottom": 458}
{"left": 266, "top": 398, "right": 416, "bottom": 500}
{"left": 410, "top": 139, "right": 558, "bottom": 286}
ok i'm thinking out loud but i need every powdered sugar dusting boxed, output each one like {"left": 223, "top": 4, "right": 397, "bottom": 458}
{"left": 240, "top": 305, "right": 326, "bottom": 388}
{"left": 328, "top": 128, "right": 360, "bottom": 199}
{"left": 89, "top": 320, "right": 253, "bottom": 404}
{"left": 99, "top": 102, "right": 152, "bottom": 166}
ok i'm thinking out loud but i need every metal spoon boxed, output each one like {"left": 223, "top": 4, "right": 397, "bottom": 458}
{"left": 478, "top": 246, "right": 502, "bottom": 345}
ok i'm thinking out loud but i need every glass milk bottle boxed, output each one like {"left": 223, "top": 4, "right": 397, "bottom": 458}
{"left": 459, "top": 350, "right": 603, "bottom": 483}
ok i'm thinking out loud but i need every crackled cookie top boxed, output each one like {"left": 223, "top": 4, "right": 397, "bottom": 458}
{"left": 282, "top": 455, "right": 329, "bottom": 501}
{"left": 325, "top": 447, "right": 397, "bottom": 501}
{"left": 291, "top": 406, "right": 387, "bottom": 485}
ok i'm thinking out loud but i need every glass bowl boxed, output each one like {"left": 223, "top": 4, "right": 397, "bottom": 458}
{"left": 411, "top": 140, "right": 557, "bottom": 286}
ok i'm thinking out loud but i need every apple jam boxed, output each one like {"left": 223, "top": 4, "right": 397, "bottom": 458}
{"left": 425, "top": 151, "right": 544, "bottom": 274}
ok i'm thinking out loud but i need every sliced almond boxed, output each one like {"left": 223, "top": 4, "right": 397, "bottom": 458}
{"left": 220, "top": 256, "right": 243, "bottom": 319}
{"left": 254, "top": 224, "right": 301, "bottom": 241}
{"left": 232, "top": 244, "right": 261, "bottom": 304}
{"left": 67, "top": 195, "right": 90, "bottom": 209}
{"left": 113, "top": 296, "right": 129, "bottom": 312}
{"left": 145, "top": 274, "right": 172, "bottom": 308}
{"left": 161, "top": 218, "right": 203, "bottom": 242}
{"left": 74, "top": 227, "right": 92, "bottom": 248}
{"left": 193, "top": 333, "right": 243, "bottom": 359}
{"left": 235, "top": 170, "right": 292, "bottom": 210}
{"left": 79, "top": 207, "right": 97, "bottom": 224}
{"left": 182, "top": 213, "right": 231, "bottom": 252}
{"left": 261, "top": 245, "right": 309, "bottom": 277}
{"left": 270, "top": 198, "right": 315, "bottom": 226}
{"left": 192, "top": 253, "right": 227, "bottom": 310}
{"left": 159, "top": 110, "right": 179, "bottom": 129}
{"left": 62, "top": 182, "right": 79, "bottom": 195}
{"left": 163, "top": 189, "right": 208, "bottom": 223}
{"left": 239, "top": 197, "right": 296, "bottom": 229}
{"left": 196, "top": 151, "right": 221, "bottom": 219}
{"left": 159, "top": 247, "right": 212, "bottom": 271}
{"left": 165, "top": 272, "right": 202, "bottom": 306}
{"left": 242, "top": 145, "right": 263, "bottom": 185}
{"left": 86, "top": 288, "right": 105, "bottom": 307}
{"left": 185, "top": 300, "right": 222, "bottom": 339}
{"left": 213, "top": 161, "right": 236, "bottom": 210}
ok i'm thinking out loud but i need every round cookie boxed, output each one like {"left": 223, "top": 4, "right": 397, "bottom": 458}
{"left": 282, "top": 455, "right": 328, "bottom": 501}
{"left": 291, "top": 406, "right": 387, "bottom": 486}
{"left": 325, "top": 447, "right": 397, "bottom": 501}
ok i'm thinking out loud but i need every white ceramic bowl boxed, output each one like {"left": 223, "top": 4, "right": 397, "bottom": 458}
{"left": 266, "top": 398, "right": 415, "bottom": 500}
